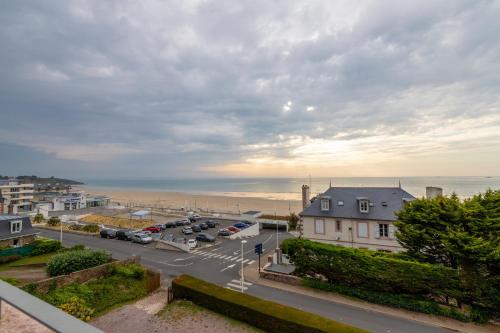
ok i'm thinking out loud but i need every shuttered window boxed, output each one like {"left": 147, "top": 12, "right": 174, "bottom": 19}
{"left": 314, "top": 219, "right": 325, "bottom": 234}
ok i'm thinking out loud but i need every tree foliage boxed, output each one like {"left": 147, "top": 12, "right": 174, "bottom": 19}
{"left": 287, "top": 213, "right": 299, "bottom": 230}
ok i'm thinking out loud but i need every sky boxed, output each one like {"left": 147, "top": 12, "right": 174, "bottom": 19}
{"left": 1, "top": 0, "right": 500, "bottom": 179}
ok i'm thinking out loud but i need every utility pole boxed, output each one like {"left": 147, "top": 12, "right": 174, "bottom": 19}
{"left": 240, "top": 240, "right": 247, "bottom": 292}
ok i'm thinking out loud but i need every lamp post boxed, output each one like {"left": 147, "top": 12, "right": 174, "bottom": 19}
{"left": 240, "top": 240, "right": 247, "bottom": 292}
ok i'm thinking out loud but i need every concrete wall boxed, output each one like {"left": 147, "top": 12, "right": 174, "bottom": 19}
{"left": 155, "top": 239, "right": 190, "bottom": 252}
{"left": 229, "top": 223, "right": 260, "bottom": 239}
{"left": 302, "top": 216, "right": 403, "bottom": 252}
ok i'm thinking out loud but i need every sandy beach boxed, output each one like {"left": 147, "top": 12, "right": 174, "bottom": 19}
{"left": 78, "top": 186, "right": 302, "bottom": 216}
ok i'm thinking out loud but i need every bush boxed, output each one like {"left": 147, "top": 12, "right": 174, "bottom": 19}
{"left": 33, "top": 213, "right": 44, "bottom": 223}
{"left": 30, "top": 239, "right": 62, "bottom": 256}
{"left": 46, "top": 250, "right": 110, "bottom": 277}
{"left": 108, "top": 263, "right": 145, "bottom": 279}
{"left": 0, "top": 254, "right": 21, "bottom": 264}
{"left": 58, "top": 296, "right": 94, "bottom": 322}
{"left": 82, "top": 224, "right": 99, "bottom": 233}
{"left": 47, "top": 217, "right": 61, "bottom": 226}
{"left": 281, "top": 239, "right": 462, "bottom": 301}
{"left": 302, "top": 278, "right": 469, "bottom": 322}
{"left": 172, "top": 274, "right": 369, "bottom": 333}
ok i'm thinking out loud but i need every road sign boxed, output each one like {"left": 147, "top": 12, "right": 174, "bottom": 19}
{"left": 254, "top": 243, "right": 263, "bottom": 255}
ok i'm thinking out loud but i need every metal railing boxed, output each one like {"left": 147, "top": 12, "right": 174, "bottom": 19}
{"left": 0, "top": 280, "right": 103, "bottom": 333}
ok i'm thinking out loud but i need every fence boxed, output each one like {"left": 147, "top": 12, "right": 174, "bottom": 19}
{"left": 0, "top": 245, "right": 34, "bottom": 257}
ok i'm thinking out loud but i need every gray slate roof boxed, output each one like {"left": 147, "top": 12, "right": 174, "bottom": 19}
{"left": 0, "top": 215, "right": 37, "bottom": 240}
{"left": 300, "top": 187, "right": 415, "bottom": 221}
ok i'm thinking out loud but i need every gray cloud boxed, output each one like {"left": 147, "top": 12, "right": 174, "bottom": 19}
{"left": 0, "top": 0, "right": 499, "bottom": 177}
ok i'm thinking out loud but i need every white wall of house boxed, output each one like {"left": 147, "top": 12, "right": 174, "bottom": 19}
{"left": 301, "top": 216, "right": 403, "bottom": 252}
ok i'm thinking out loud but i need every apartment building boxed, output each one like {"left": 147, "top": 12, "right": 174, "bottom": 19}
{"left": 300, "top": 186, "right": 415, "bottom": 252}
{"left": 0, "top": 179, "right": 34, "bottom": 214}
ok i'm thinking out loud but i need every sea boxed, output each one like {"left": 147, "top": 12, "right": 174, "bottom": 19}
{"left": 79, "top": 177, "right": 500, "bottom": 201}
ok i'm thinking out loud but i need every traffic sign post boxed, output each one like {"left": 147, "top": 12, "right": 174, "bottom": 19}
{"left": 254, "top": 243, "right": 263, "bottom": 272}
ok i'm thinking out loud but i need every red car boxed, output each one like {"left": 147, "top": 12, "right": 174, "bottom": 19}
{"left": 227, "top": 226, "right": 240, "bottom": 233}
{"left": 143, "top": 226, "right": 161, "bottom": 233}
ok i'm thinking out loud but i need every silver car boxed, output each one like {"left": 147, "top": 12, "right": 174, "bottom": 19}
{"left": 182, "top": 226, "right": 193, "bottom": 235}
{"left": 132, "top": 233, "right": 153, "bottom": 244}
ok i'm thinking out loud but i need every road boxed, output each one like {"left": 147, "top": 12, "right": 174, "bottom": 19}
{"left": 39, "top": 229, "right": 453, "bottom": 333}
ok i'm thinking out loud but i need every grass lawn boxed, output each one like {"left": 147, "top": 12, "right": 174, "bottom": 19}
{"left": 0, "top": 252, "right": 56, "bottom": 271}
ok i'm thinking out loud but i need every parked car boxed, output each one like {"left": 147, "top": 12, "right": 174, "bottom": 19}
{"left": 154, "top": 223, "right": 166, "bottom": 230}
{"left": 233, "top": 222, "right": 249, "bottom": 229}
{"left": 196, "top": 233, "right": 215, "bottom": 242}
{"left": 240, "top": 220, "right": 253, "bottom": 225}
{"left": 218, "top": 228, "right": 232, "bottom": 236}
{"left": 132, "top": 233, "right": 153, "bottom": 244}
{"left": 227, "top": 226, "right": 241, "bottom": 233}
{"left": 199, "top": 222, "right": 208, "bottom": 230}
{"left": 205, "top": 220, "right": 218, "bottom": 228}
{"left": 165, "top": 221, "right": 177, "bottom": 228}
{"left": 175, "top": 220, "right": 185, "bottom": 226}
{"left": 191, "top": 224, "right": 202, "bottom": 232}
{"left": 100, "top": 229, "right": 117, "bottom": 239}
{"left": 187, "top": 239, "right": 197, "bottom": 249}
{"left": 188, "top": 216, "right": 201, "bottom": 223}
{"left": 116, "top": 230, "right": 134, "bottom": 240}
{"left": 182, "top": 219, "right": 191, "bottom": 226}
{"left": 182, "top": 227, "right": 193, "bottom": 235}
{"left": 143, "top": 226, "right": 161, "bottom": 233}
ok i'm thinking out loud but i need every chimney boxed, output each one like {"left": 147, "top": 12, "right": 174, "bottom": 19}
{"left": 302, "top": 185, "right": 310, "bottom": 209}
{"left": 426, "top": 186, "right": 443, "bottom": 199}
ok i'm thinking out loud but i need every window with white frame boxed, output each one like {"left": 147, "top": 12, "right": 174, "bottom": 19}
{"left": 359, "top": 200, "right": 369, "bottom": 213}
{"left": 378, "top": 223, "right": 389, "bottom": 237}
{"left": 314, "top": 219, "right": 325, "bottom": 234}
{"left": 320, "top": 198, "right": 330, "bottom": 211}
{"left": 357, "top": 222, "right": 368, "bottom": 238}
{"left": 10, "top": 220, "right": 22, "bottom": 233}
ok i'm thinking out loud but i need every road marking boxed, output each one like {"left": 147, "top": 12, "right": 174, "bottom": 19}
{"left": 221, "top": 264, "right": 235, "bottom": 272}
{"left": 236, "top": 258, "right": 243, "bottom": 262}
{"left": 226, "top": 283, "right": 248, "bottom": 290}
{"left": 212, "top": 254, "right": 222, "bottom": 258}
{"left": 229, "top": 256, "right": 238, "bottom": 261}
{"left": 231, "top": 279, "right": 252, "bottom": 286}
{"left": 247, "top": 260, "right": 255, "bottom": 265}
{"left": 241, "top": 259, "right": 249, "bottom": 264}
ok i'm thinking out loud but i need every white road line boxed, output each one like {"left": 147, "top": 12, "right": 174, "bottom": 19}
{"left": 221, "top": 264, "right": 235, "bottom": 272}
{"left": 247, "top": 260, "right": 255, "bottom": 265}
{"left": 212, "top": 254, "right": 222, "bottom": 258}
{"left": 229, "top": 257, "right": 238, "bottom": 261}
{"left": 227, "top": 283, "right": 248, "bottom": 290}
{"left": 241, "top": 259, "right": 249, "bottom": 264}
{"left": 191, "top": 250, "right": 201, "bottom": 254}
{"left": 231, "top": 279, "right": 252, "bottom": 286}
{"left": 219, "top": 255, "right": 228, "bottom": 259}
{"left": 236, "top": 258, "right": 243, "bottom": 262}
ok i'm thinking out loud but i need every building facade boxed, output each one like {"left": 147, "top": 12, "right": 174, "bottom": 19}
{"left": 0, "top": 179, "right": 34, "bottom": 214}
{"left": 0, "top": 215, "right": 38, "bottom": 247}
{"left": 300, "top": 187, "right": 415, "bottom": 252}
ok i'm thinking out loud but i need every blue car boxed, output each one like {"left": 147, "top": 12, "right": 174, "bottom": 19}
{"left": 233, "top": 222, "right": 249, "bottom": 229}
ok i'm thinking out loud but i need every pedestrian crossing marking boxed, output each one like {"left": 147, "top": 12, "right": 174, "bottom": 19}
{"left": 231, "top": 279, "right": 252, "bottom": 286}
{"left": 248, "top": 260, "right": 255, "bottom": 265}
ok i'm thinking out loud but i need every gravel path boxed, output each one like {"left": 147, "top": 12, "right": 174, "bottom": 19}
{"left": 92, "top": 290, "right": 261, "bottom": 333}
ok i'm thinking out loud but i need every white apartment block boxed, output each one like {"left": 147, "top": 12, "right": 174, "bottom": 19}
{"left": 0, "top": 179, "right": 34, "bottom": 214}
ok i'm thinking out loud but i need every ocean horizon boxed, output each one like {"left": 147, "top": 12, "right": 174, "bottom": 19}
{"left": 79, "top": 176, "right": 500, "bottom": 201}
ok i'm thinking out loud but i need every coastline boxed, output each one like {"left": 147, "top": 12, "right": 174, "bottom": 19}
{"left": 76, "top": 186, "right": 302, "bottom": 216}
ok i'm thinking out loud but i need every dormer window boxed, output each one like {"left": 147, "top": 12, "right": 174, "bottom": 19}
{"left": 337, "top": 200, "right": 344, "bottom": 206}
{"left": 320, "top": 197, "right": 330, "bottom": 211}
{"left": 11, "top": 220, "right": 22, "bottom": 233}
{"left": 359, "top": 200, "right": 369, "bottom": 213}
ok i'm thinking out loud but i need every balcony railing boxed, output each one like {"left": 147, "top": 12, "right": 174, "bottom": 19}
{"left": 0, "top": 280, "right": 103, "bottom": 333}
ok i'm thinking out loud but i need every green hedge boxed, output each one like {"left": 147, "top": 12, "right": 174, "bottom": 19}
{"left": 46, "top": 250, "right": 110, "bottom": 277}
{"left": 302, "top": 278, "right": 469, "bottom": 322}
{"left": 30, "top": 239, "right": 62, "bottom": 256}
{"left": 281, "top": 239, "right": 462, "bottom": 301}
{"left": 172, "top": 274, "right": 370, "bottom": 333}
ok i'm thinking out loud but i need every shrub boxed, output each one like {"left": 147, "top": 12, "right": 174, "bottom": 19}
{"left": 46, "top": 250, "right": 110, "bottom": 276}
{"left": 82, "top": 224, "right": 99, "bottom": 233}
{"left": 302, "top": 278, "right": 469, "bottom": 322}
{"left": 108, "top": 263, "right": 145, "bottom": 279}
{"left": 58, "top": 296, "right": 94, "bottom": 321}
{"left": 281, "top": 238, "right": 462, "bottom": 301}
{"left": 33, "top": 213, "right": 44, "bottom": 223}
{"left": 47, "top": 217, "right": 61, "bottom": 226}
{"left": 69, "top": 224, "right": 82, "bottom": 231}
{"left": 30, "top": 239, "right": 62, "bottom": 256}
{"left": 173, "top": 274, "right": 370, "bottom": 333}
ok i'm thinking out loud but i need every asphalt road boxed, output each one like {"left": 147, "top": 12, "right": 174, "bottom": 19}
{"left": 38, "top": 229, "right": 453, "bottom": 333}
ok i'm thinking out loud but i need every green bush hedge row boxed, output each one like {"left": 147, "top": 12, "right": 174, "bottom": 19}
{"left": 281, "top": 239, "right": 462, "bottom": 300}
{"left": 172, "top": 274, "right": 370, "bottom": 333}
{"left": 46, "top": 249, "right": 110, "bottom": 277}
{"left": 30, "top": 239, "right": 62, "bottom": 256}
{"left": 302, "top": 278, "right": 470, "bottom": 322}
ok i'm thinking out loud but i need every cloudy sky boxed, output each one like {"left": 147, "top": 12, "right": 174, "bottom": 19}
{"left": 1, "top": 0, "right": 499, "bottom": 178}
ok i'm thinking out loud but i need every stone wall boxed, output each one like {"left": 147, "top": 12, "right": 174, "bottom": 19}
{"left": 29, "top": 256, "right": 141, "bottom": 293}
{"left": 259, "top": 269, "right": 302, "bottom": 286}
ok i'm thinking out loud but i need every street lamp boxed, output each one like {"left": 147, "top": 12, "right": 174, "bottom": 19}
{"left": 240, "top": 240, "right": 247, "bottom": 292}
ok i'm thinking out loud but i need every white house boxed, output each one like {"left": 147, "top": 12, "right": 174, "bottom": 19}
{"left": 300, "top": 186, "right": 415, "bottom": 252}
